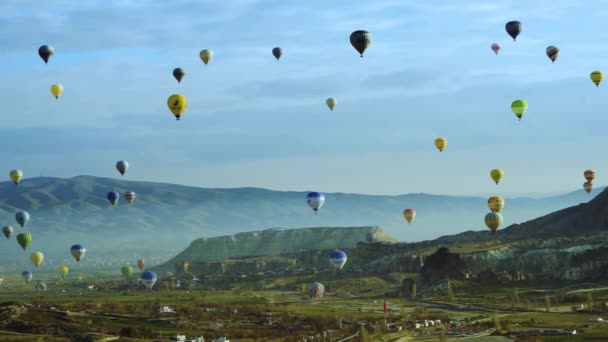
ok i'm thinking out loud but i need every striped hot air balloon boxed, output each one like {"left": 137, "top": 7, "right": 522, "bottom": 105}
{"left": 125, "top": 191, "right": 136, "bottom": 204}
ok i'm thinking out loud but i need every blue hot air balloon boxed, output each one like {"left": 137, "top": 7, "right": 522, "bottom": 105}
{"left": 15, "top": 211, "right": 30, "bottom": 227}
{"left": 107, "top": 192, "right": 119, "bottom": 206}
{"left": 70, "top": 244, "right": 86, "bottom": 262}
{"left": 141, "top": 271, "right": 157, "bottom": 290}
{"left": 22, "top": 270, "right": 32, "bottom": 283}
{"left": 306, "top": 192, "right": 325, "bottom": 213}
{"left": 329, "top": 250, "right": 348, "bottom": 270}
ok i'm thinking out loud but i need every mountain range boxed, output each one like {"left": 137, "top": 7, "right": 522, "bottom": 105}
{"left": 0, "top": 175, "right": 601, "bottom": 269}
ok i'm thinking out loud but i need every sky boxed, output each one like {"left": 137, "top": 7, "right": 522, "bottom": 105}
{"left": 1, "top": 0, "right": 608, "bottom": 197}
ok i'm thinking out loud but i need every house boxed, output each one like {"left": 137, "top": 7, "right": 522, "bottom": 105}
{"left": 212, "top": 338, "right": 229, "bottom": 342}
{"left": 160, "top": 305, "right": 175, "bottom": 313}
{"left": 169, "top": 335, "right": 204, "bottom": 342}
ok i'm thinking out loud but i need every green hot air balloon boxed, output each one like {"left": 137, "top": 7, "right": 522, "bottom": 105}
{"left": 121, "top": 265, "right": 134, "bottom": 281}
{"left": 511, "top": 100, "right": 528, "bottom": 121}
{"left": 485, "top": 212, "right": 503, "bottom": 233}
{"left": 17, "top": 233, "right": 32, "bottom": 251}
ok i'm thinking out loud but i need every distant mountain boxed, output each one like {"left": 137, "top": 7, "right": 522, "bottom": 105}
{"left": 0, "top": 175, "right": 600, "bottom": 270}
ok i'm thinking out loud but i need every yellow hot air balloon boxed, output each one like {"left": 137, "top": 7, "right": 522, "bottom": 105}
{"left": 591, "top": 71, "right": 603, "bottom": 87}
{"left": 167, "top": 94, "right": 188, "bottom": 120}
{"left": 434, "top": 137, "right": 447, "bottom": 152}
{"left": 584, "top": 169, "right": 595, "bottom": 182}
{"left": 9, "top": 169, "right": 23, "bottom": 185}
{"left": 490, "top": 169, "right": 504, "bottom": 185}
{"left": 488, "top": 196, "right": 505, "bottom": 213}
{"left": 326, "top": 98, "right": 336, "bottom": 111}
{"left": 199, "top": 49, "right": 213, "bottom": 65}
{"left": 50, "top": 84, "right": 63, "bottom": 99}
{"left": 484, "top": 212, "right": 503, "bottom": 233}
{"left": 30, "top": 252, "right": 44, "bottom": 267}
{"left": 57, "top": 265, "right": 69, "bottom": 279}
{"left": 403, "top": 208, "right": 416, "bottom": 224}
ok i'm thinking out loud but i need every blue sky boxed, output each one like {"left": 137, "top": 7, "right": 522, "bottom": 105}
{"left": 1, "top": 0, "right": 607, "bottom": 197}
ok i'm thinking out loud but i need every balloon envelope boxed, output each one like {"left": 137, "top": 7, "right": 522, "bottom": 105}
{"left": 22, "top": 271, "right": 32, "bottom": 283}
{"left": 584, "top": 170, "right": 595, "bottom": 182}
{"left": 434, "top": 138, "right": 447, "bottom": 152}
{"left": 584, "top": 181, "right": 593, "bottom": 194}
{"left": 125, "top": 191, "right": 136, "bottom": 204}
{"left": 173, "top": 68, "right": 185, "bottom": 83}
{"left": 50, "top": 84, "right": 63, "bottom": 99}
{"left": 137, "top": 259, "right": 145, "bottom": 271}
{"left": 403, "top": 208, "right": 416, "bottom": 223}
{"left": 488, "top": 196, "right": 505, "bottom": 213}
{"left": 38, "top": 45, "right": 54, "bottom": 63}
{"left": 141, "top": 271, "right": 157, "bottom": 289}
{"left": 590, "top": 71, "right": 603, "bottom": 87}
{"left": 199, "top": 49, "right": 213, "bottom": 65}
{"left": 511, "top": 100, "right": 528, "bottom": 120}
{"left": 329, "top": 250, "right": 347, "bottom": 270}
{"left": 326, "top": 98, "right": 336, "bottom": 111}
{"left": 2, "top": 226, "right": 13, "bottom": 239}
{"left": 9, "top": 170, "right": 23, "bottom": 184}
{"left": 272, "top": 47, "right": 282, "bottom": 60}
{"left": 15, "top": 211, "right": 30, "bottom": 227}
{"left": 16, "top": 233, "right": 31, "bottom": 251}
{"left": 121, "top": 265, "right": 134, "bottom": 279}
{"left": 116, "top": 160, "right": 129, "bottom": 176}
{"left": 70, "top": 244, "right": 86, "bottom": 262}
{"left": 491, "top": 43, "right": 500, "bottom": 55}
{"left": 484, "top": 212, "right": 503, "bottom": 233}
{"left": 167, "top": 94, "right": 188, "bottom": 120}
{"left": 505, "top": 21, "right": 522, "bottom": 40}
{"left": 306, "top": 192, "right": 325, "bottom": 212}
{"left": 30, "top": 252, "right": 44, "bottom": 267}
{"left": 350, "top": 30, "right": 372, "bottom": 57}
{"left": 546, "top": 45, "right": 559, "bottom": 63}
{"left": 490, "top": 169, "right": 504, "bottom": 184}
{"left": 309, "top": 282, "right": 325, "bottom": 300}
{"left": 107, "top": 192, "right": 119, "bottom": 206}
{"left": 57, "top": 266, "right": 69, "bottom": 278}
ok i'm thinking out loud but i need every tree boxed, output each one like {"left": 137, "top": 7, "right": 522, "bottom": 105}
{"left": 544, "top": 295, "right": 551, "bottom": 313}
{"left": 446, "top": 281, "right": 455, "bottom": 303}
{"left": 411, "top": 282, "right": 417, "bottom": 299}
{"left": 439, "top": 328, "right": 447, "bottom": 342}
{"left": 586, "top": 292, "right": 594, "bottom": 311}
{"left": 359, "top": 326, "right": 369, "bottom": 342}
{"left": 493, "top": 312, "right": 502, "bottom": 332}
{"left": 514, "top": 288, "right": 520, "bottom": 305}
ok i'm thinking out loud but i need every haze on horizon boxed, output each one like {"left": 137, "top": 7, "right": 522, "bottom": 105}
{"left": 1, "top": 0, "right": 607, "bottom": 198}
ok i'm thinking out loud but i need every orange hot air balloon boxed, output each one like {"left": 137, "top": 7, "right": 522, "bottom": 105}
{"left": 403, "top": 208, "right": 416, "bottom": 224}
{"left": 584, "top": 169, "right": 595, "bottom": 182}
{"left": 137, "top": 259, "right": 145, "bottom": 271}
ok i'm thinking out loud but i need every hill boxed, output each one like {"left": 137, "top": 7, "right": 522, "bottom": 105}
{"left": 0, "top": 175, "right": 600, "bottom": 270}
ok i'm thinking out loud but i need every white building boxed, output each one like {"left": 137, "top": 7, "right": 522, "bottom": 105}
{"left": 169, "top": 335, "right": 204, "bottom": 342}
{"left": 212, "top": 338, "right": 230, "bottom": 342}
{"left": 160, "top": 305, "right": 175, "bottom": 313}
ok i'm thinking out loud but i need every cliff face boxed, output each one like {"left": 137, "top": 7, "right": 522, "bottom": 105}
{"left": 153, "top": 226, "right": 397, "bottom": 273}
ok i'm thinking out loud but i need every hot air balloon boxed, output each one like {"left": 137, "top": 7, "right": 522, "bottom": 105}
{"left": 70, "top": 244, "right": 86, "bottom": 262}
{"left": 491, "top": 43, "right": 501, "bottom": 55}
{"left": 30, "top": 252, "right": 44, "bottom": 267}
{"left": 434, "top": 137, "right": 447, "bottom": 152}
{"left": 125, "top": 191, "right": 136, "bottom": 204}
{"left": 199, "top": 49, "right": 213, "bottom": 65}
{"left": 9, "top": 170, "right": 23, "bottom": 185}
{"left": 116, "top": 160, "right": 129, "bottom": 176}
{"left": 15, "top": 211, "right": 30, "bottom": 228}
{"left": 121, "top": 265, "right": 134, "bottom": 281}
{"left": 50, "top": 84, "right": 63, "bottom": 99}
{"left": 366, "top": 231, "right": 376, "bottom": 243}
{"left": 16, "top": 233, "right": 31, "bottom": 251}
{"left": 350, "top": 30, "right": 372, "bottom": 57}
{"left": 137, "top": 259, "right": 145, "bottom": 271}
{"left": 584, "top": 181, "right": 593, "bottom": 194}
{"left": 326, "top": 98, "right": 336, "bottom": 111}
{"left": 21, "top": 271, "right": 32, "bottom": 283}
{"left": 38, "top": 45, "right": 54, "bottom": 64}
{"left": 584, "top": 169, "right": 595, "bottom": 182}
{"left": 34, "top": 281, "right": 46, "bottom": 291}
{"left": 490, "top": 169, "right": 504, "bottom": 185}
{"left": 546, "top": 46, "right": 559, "bottom": 63}
{"left": 488, "top": 196, "right": 505, "bottom": 213}
{"left": 329, "top": 250, "right": 347, "bottom": 270}
{"left": 511, "top": 100, "right": 527, "bottom": 121}
{"left": 484, "top": 212, "right": 503, "bottom": 233}
{"left": 591, "top": 71, "right": 603, "bottom": 87}
{"left": 107, "top": 192, "right": 119, "bottom": 206}
{"left": 57, "top": 266, "right": 69, "bottom": 280}
{"left": 173, "top": 68, "right": 185, "bottom": 83}
{"left": 141, "top": 271, "right": 157, "bottom": 290}
{"left": 306, "top": 192, "right": 325, "bottom": 213}
{"left": 309, "top": 282, "right": 325, "bottom": 300}
{"left": 2, "top": 226, "right": 13, "bottom": 239}
{"left": 505, "top": 21, "right": 522, "bottom": 41}
{"left": 403, "top": 208, "right": 416, "bottom": 224}
{"left": 272, "top": 47, "right": 282, "bottom": 61}
{"left": 167, "top": 94, "right": 188, "bottom": 120}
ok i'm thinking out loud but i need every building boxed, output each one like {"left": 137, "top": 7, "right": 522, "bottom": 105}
{"left": 212, "top": 338, "right": 230, "bottom": 342}
{"left": 160, "top": 305, "right": 175, "bottom": 313}
{"left": 169, "top": 335, "right": 204, "bottom": 342}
